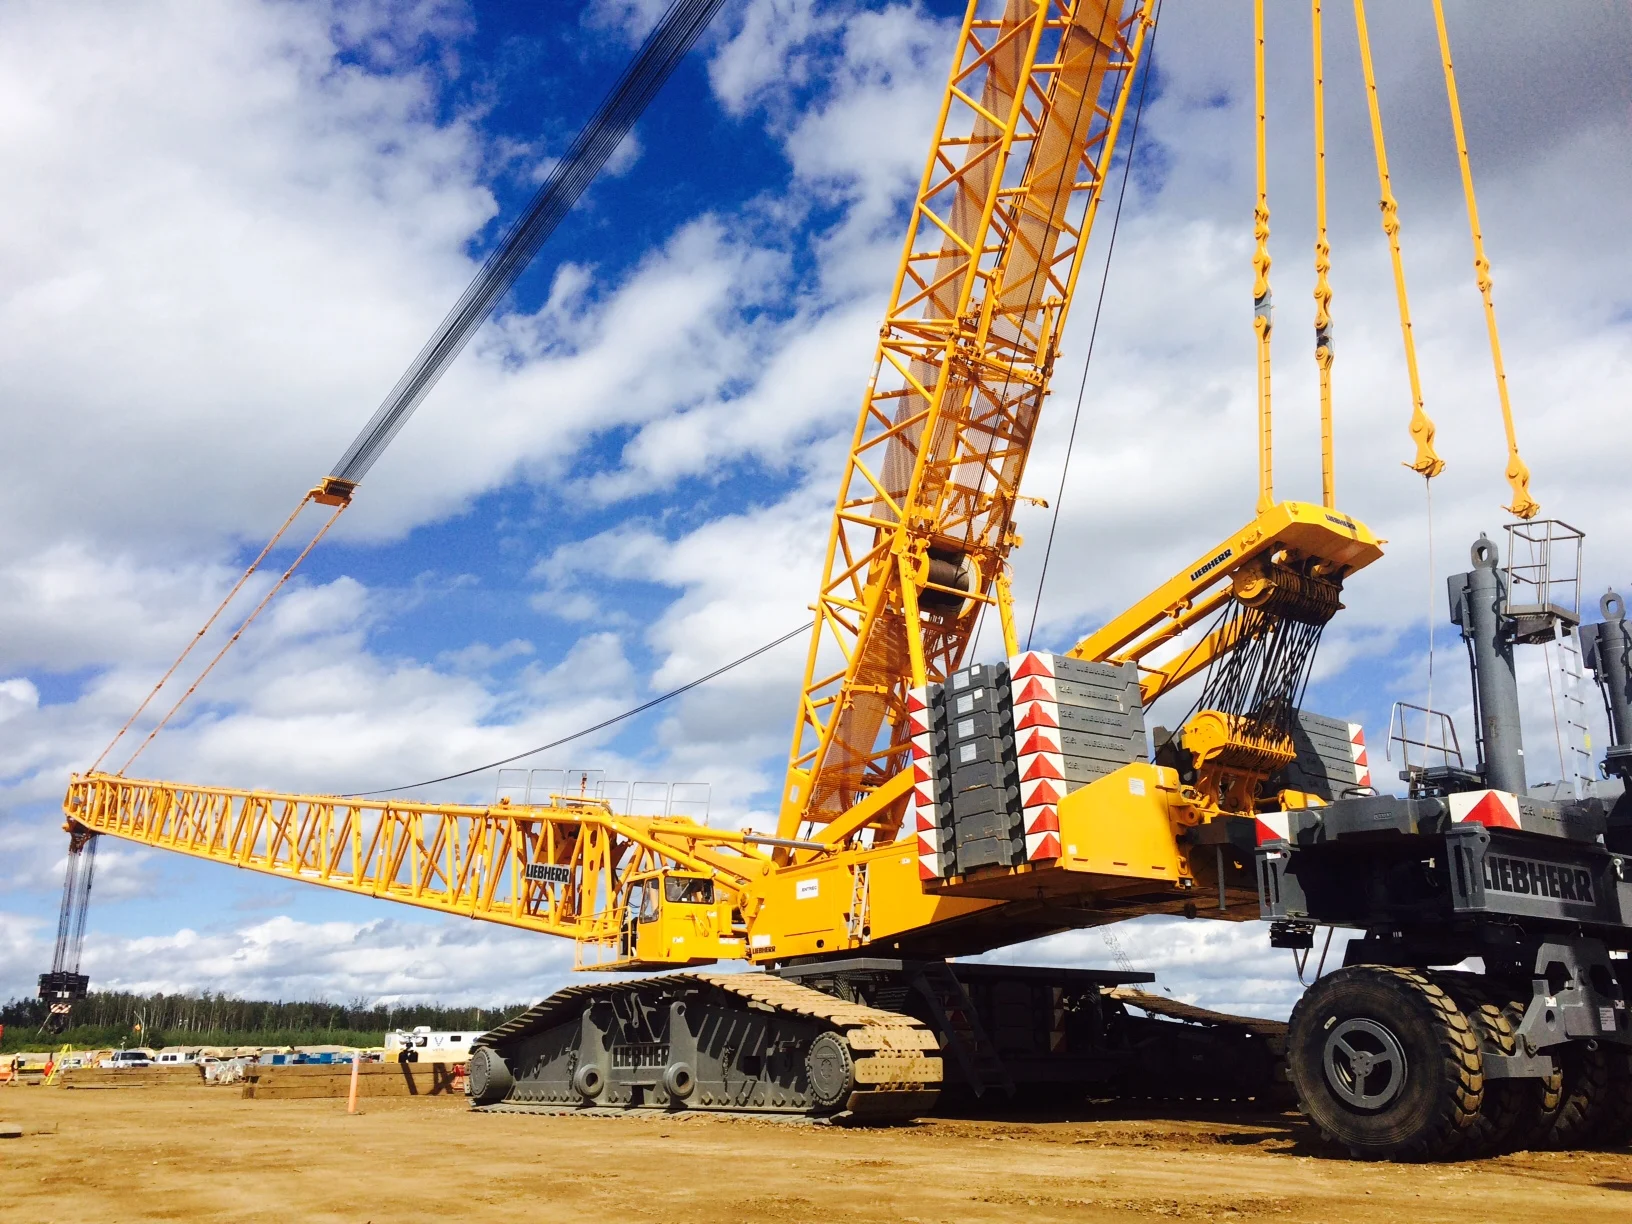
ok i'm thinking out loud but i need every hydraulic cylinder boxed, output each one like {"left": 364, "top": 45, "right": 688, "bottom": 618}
{"left": 1449, "top": 535, "right": 1526, "bottom": 794}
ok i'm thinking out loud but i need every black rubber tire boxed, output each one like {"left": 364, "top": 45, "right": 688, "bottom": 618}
{"left": 1430, "top": 973, "right": 1524, "bottom": 1157}
{"left": 467, "top": 1046, "right": 513, "bottom": 1105}
{"left": 805, "top": 1031, "right": 856, "bottom": 1110}
{"left": 1543, "top": 1042, "right": 1613, "bottom": 1149}
{"left": 1497, "top": 990, "right": 1565, "bottom": 1152}
{"left": 1288, "top": 966, "right": 1482, "bottom": 1161}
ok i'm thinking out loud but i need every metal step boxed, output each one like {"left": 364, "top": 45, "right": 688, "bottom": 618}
{"left": 1551, "top": 622, "right": 1596, "bottom": 800}
{"left": 911, "top": 961, "right": 1014, "bottom": 1098}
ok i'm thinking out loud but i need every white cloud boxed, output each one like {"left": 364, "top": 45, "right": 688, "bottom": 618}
{"left": 0, "top": 907, "right": 586, "bottom": 1007}
{"left": 981, "top": 917, "right": 1357, "bottom": 1019}
{"left": 0, "top": 679, "right": 40, "bottom": 724}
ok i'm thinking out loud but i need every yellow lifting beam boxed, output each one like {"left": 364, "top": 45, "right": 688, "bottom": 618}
{"left": 1067, "top": 502, "right": 1383, "bottom": 703}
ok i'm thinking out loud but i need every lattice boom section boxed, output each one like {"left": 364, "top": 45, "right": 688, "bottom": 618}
{"left": 785, "top": 0, "right": 1155, "bottom": 836}
{"left": 63, "top": 773, "right": 757, "bottom": 944}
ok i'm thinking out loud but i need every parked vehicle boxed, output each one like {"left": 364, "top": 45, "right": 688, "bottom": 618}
{"left": 98, "top": 1049, "right": 154, "bottom": 1068}
{"left": 384, "top": 1027, "right": 481, "bottom": 1064}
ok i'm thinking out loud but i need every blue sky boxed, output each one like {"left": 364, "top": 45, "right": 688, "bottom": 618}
{"left": 2, "top": 0, "right": 1630, "bottom": 1018}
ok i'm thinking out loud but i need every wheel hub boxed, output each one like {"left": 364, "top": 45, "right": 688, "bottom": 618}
{"left": 1323, "top": 1017, "right": 1407, "bottom": 1110}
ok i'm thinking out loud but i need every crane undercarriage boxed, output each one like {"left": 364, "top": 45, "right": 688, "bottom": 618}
{"left": 465, "top": 961, "right": 1290, "bottom": 1121}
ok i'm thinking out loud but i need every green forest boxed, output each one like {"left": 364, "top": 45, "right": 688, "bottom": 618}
{"left": 0, "top": 991, "right": 528, "bottom": 1053}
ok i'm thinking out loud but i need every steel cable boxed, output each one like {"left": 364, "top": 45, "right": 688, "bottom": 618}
{"left": 349, "top": 620, "right": 814, "bottom": 797}
{"left": 1024, "top": 0, "right": 1162, "bottom": 649}
{"left": 88, "top": 1, "right": 725, "bottom": 773}
{"left": 330, "top": 0, "right": 728, "bottom": 484}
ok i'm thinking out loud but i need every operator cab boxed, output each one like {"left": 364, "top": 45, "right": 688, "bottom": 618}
{"left": 616, "top": 871, "right": 737, "bottom": 968}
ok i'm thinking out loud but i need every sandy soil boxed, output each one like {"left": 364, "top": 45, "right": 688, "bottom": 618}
{"left": 1, "top": 1085, "right": 1629, "bottom": 1223}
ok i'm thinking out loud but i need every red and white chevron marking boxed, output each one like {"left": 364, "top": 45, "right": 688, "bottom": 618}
{"left": 906, "top": 685, "right": 945, "bottom": 880}
{"left": 1254, "top": 811, "right": 1291, "bottom": 845}
{"left": 1009, "top": 651, "right": 1063, "bottom": 862}
{"left": 1448, "top": 789, "right": 1521, "bottom": 830}
{"left": 1348, "top": 722, "right": 1370, "bottom": 788}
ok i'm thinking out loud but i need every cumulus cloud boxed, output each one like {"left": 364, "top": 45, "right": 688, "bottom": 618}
{"left": 0, "top": 907, "right": 587, "bottom": 1007}
{"left": 979, "top": 916, "right": 1359, "bottom": 1019}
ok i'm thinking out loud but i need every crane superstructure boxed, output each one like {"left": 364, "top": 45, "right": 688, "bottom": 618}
{"left": 52, "top": 0, "right": 1630, "bottom": 1157}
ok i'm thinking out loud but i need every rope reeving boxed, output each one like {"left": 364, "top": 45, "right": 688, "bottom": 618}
{"left": 1311, "top": 0, "right": 1335, "bottom": 510}
{"left": 329, "top": 0, "right": 729, "bottom": 486}
{"left": 85, "top": 0, "right": 725, "bottom": 773}
{"left": 1251, "top": 0, "right": 1274, "bottom": 516}
{"left": 1352, "top": 0, "right": 1443, "bottom": 481}
{"left": 1429, "top": 0, "right": 1538, "bottom": 519}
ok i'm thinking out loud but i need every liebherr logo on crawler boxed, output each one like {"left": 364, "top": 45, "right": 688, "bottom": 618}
{"left": 1483, "top": 854, "right": 1594, "bottom": 904}
{"left": 1189, "top": 547, "right": 1233, "bottom": 583}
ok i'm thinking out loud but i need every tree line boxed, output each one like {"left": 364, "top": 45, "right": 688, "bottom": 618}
{"left": 0, "top": 990, "right": 530, "bottom": 1052}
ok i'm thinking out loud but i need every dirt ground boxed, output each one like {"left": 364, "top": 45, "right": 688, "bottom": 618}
{"left": 2, "top": 1085, "right": 1629, "bottom": 1223}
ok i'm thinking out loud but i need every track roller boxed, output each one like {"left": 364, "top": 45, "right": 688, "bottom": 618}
{"left": 467, "top": 1046, "right": 513, "bottom": 1106}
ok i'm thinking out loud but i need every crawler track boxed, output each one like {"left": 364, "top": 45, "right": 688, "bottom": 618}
{"left": 471, "top": 970, "right": 941, "bottom": 1122}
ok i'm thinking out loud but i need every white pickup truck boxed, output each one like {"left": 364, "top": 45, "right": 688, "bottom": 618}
{"left": 97, "top": 1049, "right": 154, "bottom": 1069}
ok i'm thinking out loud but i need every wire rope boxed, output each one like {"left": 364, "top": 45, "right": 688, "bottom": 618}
{"left": 1353, "top": 0, "right": 1442, "bottom": 481}
{"left": 87, "top": 495, "right": 316, "bottom": 772}
{"left": 1024, "top": 0, "right": 1162, "bottom": 650}
{"left": 330, "top": 0, "right": 729, "bottom": 484}
{"left": 1429, "top": 0, "right": 1538, "bottom": 519}
{"left": 86, "top": 1, "right": 726, "bottom": 772}
{"left": 349, "top": 621, "right": 814, "bottom": 797}
{"left": 963, "top": 0, "right": 1120, "bottom": 664}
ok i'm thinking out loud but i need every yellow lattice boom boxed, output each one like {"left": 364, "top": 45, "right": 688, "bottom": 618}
{"left": 781, "top": 0, "right": 1159, "bottom": 840}
{"left": 63, "top": 772, "right": 786, "bottom": 969}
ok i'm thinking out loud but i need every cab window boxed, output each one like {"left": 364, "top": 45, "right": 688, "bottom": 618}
{"left": 629, "top": 881, "right": 660, "bottom": 922}
{"left": 665, "top": 876, "right": 714, "bottom": 905}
